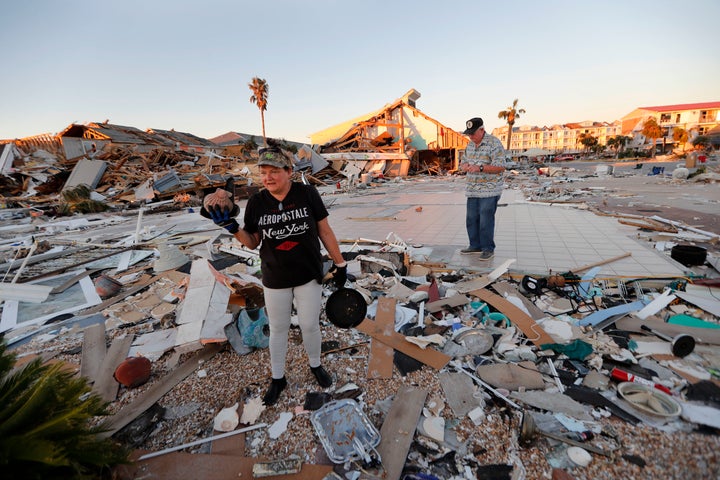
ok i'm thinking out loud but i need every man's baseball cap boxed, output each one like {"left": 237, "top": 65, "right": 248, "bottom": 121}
{"left": 257, "top": 146, "right": 292, "bottom": 169}
{"left": 463, "top": 117, "right": 484, "bottom": 135}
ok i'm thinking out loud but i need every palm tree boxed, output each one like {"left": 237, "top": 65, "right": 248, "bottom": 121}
{"left": 672, "top": 127, "right": 689, "bottom": 152}
{"left": 0, "top": 340, "right": 129, "bottom": 478}
{"left": 641, "top": 118, "right": 663, "bottom": 158}
{"left": 248, "top": 77, "right": 269, "bottom": 146}
{"left": 578, "top": 133, "right": 598, "bottom": 155}
{"left": 239, "top": 137, "right": 258, "bottom": 156}
{"left": 497, "top": 99, "right": 526, "bottom": 151}
{"left": 607, "top": 135, "right": 630, "bottom": 158}
{"left": 692, "top": 135, "right": 710, "bottom": 150}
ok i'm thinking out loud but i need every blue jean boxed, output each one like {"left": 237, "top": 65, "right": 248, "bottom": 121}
{"left": 466, "top": 195, "right": 499, "bottom": 251}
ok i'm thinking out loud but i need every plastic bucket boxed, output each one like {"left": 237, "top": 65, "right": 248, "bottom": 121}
{"left": 95, "top": 274, "right": 122, "bottom": 298}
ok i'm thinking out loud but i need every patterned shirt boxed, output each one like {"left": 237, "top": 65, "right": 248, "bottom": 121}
{"left": 462, "top": 132, "right": 506, "bottom": 198}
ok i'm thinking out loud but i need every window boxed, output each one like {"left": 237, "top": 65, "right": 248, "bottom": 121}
{"left": 675, "top": 114, "right": 681, "bottom": 123}
{"left": 660, "top": 113, "right": 671, "bottom": 122}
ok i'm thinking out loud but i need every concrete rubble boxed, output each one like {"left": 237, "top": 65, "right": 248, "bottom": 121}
{"left": 2, "top": 147, "right": 720, "bottom": 479}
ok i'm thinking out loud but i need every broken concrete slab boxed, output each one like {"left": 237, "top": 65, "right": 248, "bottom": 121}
{"left": 476, "top": 361, "right": 546, "bottom": 391}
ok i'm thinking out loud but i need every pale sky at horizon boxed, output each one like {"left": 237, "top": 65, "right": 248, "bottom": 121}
{"left": 2, "top": 0, "right": 719, "bottom": 143}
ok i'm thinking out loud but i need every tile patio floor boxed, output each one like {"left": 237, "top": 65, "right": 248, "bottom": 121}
{"left": 321, "top": 178, "right": 688, "bottom": 279}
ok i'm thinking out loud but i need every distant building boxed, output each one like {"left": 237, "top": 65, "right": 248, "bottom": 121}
{"left": 209, "top": 131, "right": 307, "bottom": 152}
{"left": 620, "top": 101, "right": 720, "bottom": 152}
{"left": 58, "top": 121, "right": 217, "bottom": 160}
{"left": 491, "top": 121, "right": 621, "bottom": 156}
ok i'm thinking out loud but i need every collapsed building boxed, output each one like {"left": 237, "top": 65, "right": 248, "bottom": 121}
{"left": 311, "top": 89, "right": 468, "bottom": 178}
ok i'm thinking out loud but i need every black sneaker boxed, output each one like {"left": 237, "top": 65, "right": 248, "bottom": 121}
{"left": 460, "top": 247, "right": 483, "bottom": 255}
{"left": 478, "top": 251, "right": 494, "bottom": 260}
{"left": 311, "top": 365, "right": 333, "bottom": 388}
{"left": 262, "top": 377, "right": 287, "bottom": 406}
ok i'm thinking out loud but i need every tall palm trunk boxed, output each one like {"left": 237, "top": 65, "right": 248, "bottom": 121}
{"left": 260, "top": 110, "right": 266, "bottom": 146}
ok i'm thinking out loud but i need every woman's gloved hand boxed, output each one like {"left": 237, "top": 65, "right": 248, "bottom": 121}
{"left": 208, "top": 205, "right": 239, "bottom": 233}
{"left": 201, "top": 188, "right": 239, "bottom": 233}
{"left": 328, "top": 262, "right": 347, "bottom": 288}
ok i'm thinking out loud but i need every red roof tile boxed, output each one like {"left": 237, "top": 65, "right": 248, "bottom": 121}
{"left": 639, "top": 102, "right": 720, "bottom": 112}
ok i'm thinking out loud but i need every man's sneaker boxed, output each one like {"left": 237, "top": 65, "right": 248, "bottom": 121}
{"left": 311, "top": 365, "right": 333, "bottom": 388}
{"left": 478, "top": 250, "right": 494, "bottom": 260}
{"left": 460, "top": 247, "right": 483, "bottom": 255}
{"left": 262, "top": 377, "right": 287, "bottom": 406}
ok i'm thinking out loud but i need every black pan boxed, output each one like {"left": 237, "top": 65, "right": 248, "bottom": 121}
{"left": 325, "top": 288, "right": 367, "bottom": 329}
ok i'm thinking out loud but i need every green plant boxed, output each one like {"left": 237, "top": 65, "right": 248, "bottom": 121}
{"left": 498, "top": 99, "right": 526, "bottom": 151}
{"left": 0, "top": 340, "right": 129, "bottom": 479}
{"left": 249, "top": 76, "right": 269, "bottom": 146}
{"left": 58, "top": 184, "right": 108, "bottom": 215}
{"left": 641, "top": 118, "right": 663, "bottom": 158}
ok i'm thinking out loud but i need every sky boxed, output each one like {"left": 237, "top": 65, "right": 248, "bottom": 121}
{"left": 2, "top": 0, "right": 719, "bottom": 143}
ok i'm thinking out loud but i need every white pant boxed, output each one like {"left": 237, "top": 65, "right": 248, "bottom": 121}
{"left": 263, "top": 279, "right": 323, "bottom": 379}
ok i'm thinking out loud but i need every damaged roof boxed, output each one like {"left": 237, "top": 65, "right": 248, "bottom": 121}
{"left": 310, "top": 89, "right": 468, "bottom": 153}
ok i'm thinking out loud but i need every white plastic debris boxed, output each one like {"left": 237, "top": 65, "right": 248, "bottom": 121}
{"left": 240, "top": 396, "right": 266, "bottom": 425}
{"left": 213, "top": 403, "right": 239, "bottom": 432}
{"left": 269, "top": 411, "right": 294, "bottom": 439}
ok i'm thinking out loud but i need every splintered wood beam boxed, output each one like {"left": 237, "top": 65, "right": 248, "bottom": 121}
{"left": 471, "top": 288, "right": 555, "bottom": 347}
{"left": 80, "top": 323, "right": 106, "bottom": 382}
{"left": 366, "top": 296, "right": 395, "bottom": 379}
{"left": 92, "top": 334, "right": 133, "bottom": 402}
{"left": 376, "top": 386, "right": 427, "bottom": 480}
{"left": 356, "top": 315, "right": 450, "bottom": 370}
{"left": 100, "top": 344, "right": 223, "bottom": 438}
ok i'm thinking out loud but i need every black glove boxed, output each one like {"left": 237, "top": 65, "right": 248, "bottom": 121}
{"left": 207, "top": 205, "right": 239, "bottom": 234}
{"left": 328, "top": 263, "right": 347, "bottom": 289}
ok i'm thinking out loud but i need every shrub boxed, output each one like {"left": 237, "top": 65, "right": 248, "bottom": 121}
{"left": 0, "top": 340, "right": 130, "bottom": 479}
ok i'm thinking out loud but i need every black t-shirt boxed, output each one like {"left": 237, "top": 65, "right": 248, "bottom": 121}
{"left": 243, "top": 182, "right": 329, "bottom": 289}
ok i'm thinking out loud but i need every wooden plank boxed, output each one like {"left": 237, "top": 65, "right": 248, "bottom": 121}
{"left": 177, "top": 259, "right": 229, "bottom": 349}
{"left": 366, "top": 297, "right": 395, "bottom": 379}
{"left": 80, "top": 322, "right": 106, "bottom": 383}
{"left": 424, "top": 294, "right": 469, "bottom": 313}
{"left": 375, "top": 386, "right": 427, "bottom": 480}
{"left": 572, "top": 252, "right": 631, "bottom": 274}
{"left": 100, "top": 344, "right": 223, "bottom": 438}
{"left": 93, "top": 334, "right": 133, "bottom": 402}
{"left": 115, "top": 451, "right": 332, "bottom": 480}
{"left": 471, "top": 289, "right": 555, "bottom": 347}
{"left": 81, "top": 274, "right": 161, "bottom": 315}
{"left": 491, "top": 281, "right": 547, "bottom": 320}
{"left": 356, "top": 321, "right": 451, "bottom": 371}
{"left": 199, "top": 283, "right": 232, "bottom": 344}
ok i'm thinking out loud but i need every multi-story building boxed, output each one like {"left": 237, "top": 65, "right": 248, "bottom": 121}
{"left": 620, "top": 101, "right": 720, "bottom": 152}
{"left": 492, "top": 101, "right": 720, "bottom": 156}
{"left": 492, "top": 121, "right": 621, "bottom": 156}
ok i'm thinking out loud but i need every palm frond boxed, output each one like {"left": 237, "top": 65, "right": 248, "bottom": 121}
{"left": 0, "top": 339, "right": 130, "bottom": 477}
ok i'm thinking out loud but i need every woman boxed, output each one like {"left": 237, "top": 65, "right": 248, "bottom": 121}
{"left": 204, "top": 144, "right": 346, "bottom": 405}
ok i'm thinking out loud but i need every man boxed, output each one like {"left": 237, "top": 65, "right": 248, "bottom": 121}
{"left": 459, "top": 117, "right": 507, "bottom": 260}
